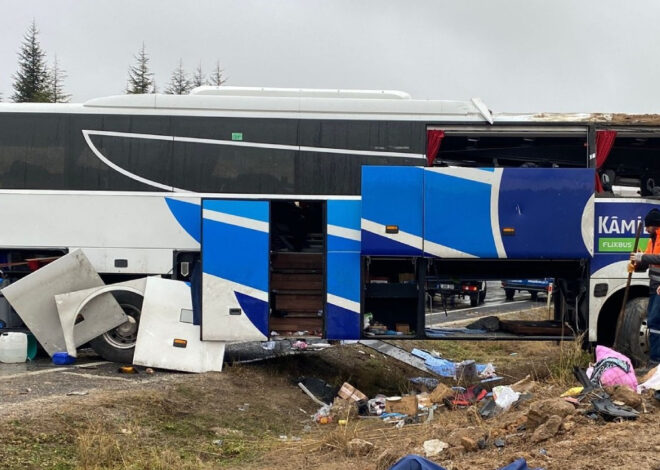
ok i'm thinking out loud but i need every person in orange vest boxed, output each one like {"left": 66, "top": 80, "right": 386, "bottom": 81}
{"left": 630, "top": 208, "right": 660, "bottom": 366}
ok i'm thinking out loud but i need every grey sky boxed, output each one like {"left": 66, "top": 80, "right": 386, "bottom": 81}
{"left": 1, "top": 0, "right": 659, "bottom": 113}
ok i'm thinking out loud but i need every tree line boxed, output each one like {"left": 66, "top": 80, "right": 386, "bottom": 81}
{"left": 5, "top": 21, "right": 227, "bottom": 103}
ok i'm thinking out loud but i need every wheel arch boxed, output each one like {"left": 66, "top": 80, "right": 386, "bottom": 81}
{"left": 596, "top": 284, "right": 648, "bottom": 347}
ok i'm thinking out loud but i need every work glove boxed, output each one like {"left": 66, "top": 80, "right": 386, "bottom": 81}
{"left": 630, "top": 252, "right": 644, "bottom": 263}
{"left": 627, "top": 262, "right": 635, "bottom": 273}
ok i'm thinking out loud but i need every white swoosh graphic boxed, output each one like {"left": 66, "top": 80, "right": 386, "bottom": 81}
{"left": 83, "top": 129, "right": 425, "bottom": 192}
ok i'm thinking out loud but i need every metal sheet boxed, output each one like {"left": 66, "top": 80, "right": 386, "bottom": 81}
{"left": 54, "top": 278, "right": 147, "bottom": 357}
{"left": 1, "top": 250, "right": 104, "bottom": 356}
{"left": 133, "top": 277, "right": 225, "bottom": 373}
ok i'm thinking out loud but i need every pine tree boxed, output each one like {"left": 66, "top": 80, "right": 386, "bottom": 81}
{"left": 49, "top": 55, "right": 70, "bottom": 103}
{"left": 192, "top": 62, "right": 205, "bottom": 88}
{"left": 126, "top": 43, "right": 154, "bottom": 94}
{"left": 165, "top": 59, "right": 192, "bottom": 95}
{"left": 11, "top": 20, "right": 52, "bottom": 102}
{"left": 208, "top": 61, "right": 227, "bottom": 86}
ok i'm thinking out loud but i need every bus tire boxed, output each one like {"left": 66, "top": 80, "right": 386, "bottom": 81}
{"left": 470, "top": 295, "right": 479, "bottom": 307}
{"left": 530, "top": 291, "right": 539, "bottom": 301}
{"left": 505, "top": 289, "right": 515, "bottom": 301}
{"left": 614, "top": 296, "right": 649, "bottom": 367}
{"left": 89, "top": 292, "right": 143, "bottom": 364}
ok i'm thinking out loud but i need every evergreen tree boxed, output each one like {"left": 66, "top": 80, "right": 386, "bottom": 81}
{"left": 165, "top": 59, "right": 192, "bottom": 95}
{"left": 49, "top": 55, "right": 70, "bottom": 103}
{"left": 208, "top": 61, "right": 227, "bottom": 86}
{"left": 126, "top": 43, "right": 154, "bottom": 94}
{"left": 11, "top": 20, "right": 52, "bottom": 102}
{"left": 192, "top": 62, "right": 205, "bottom": 88}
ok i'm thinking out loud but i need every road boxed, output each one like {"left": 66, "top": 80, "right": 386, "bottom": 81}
{"left": 425, "top": 280, "right": 552, "bottom": 328}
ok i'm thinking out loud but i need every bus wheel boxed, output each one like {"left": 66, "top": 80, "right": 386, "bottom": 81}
{"left": 505, "top": 289, "right": 515, "bottom": 301}
{"left": 530, "top": 291, "right": 539, "bottom": 301}
{"left": 614, "top": 297, "right": 649, "bottom": 367}
{"left": 89, "top": 292, "right": 143, "bottom": 364}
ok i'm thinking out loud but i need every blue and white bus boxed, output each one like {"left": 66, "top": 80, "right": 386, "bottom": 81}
{"left": 0, "top": 86, "right": 657, "bottom": 364}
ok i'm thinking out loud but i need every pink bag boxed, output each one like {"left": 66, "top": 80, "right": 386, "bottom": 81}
{"left": 588, "top": 345, "right": 638, "bottom": 391}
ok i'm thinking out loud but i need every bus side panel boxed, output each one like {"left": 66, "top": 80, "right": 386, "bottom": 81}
{"left": 201, "top": 199, "right": 269, "bottom": 342}
{"left": 326, "top": 200, "right": 361, "bottom": 339}
{"left": 423, "top": 168, "right": 594, "bottom": 259}
{"left": 497, "top": 168, "right": 594, "bottom": 259}
{"left": 361, "top": 166, "right": 424, "bottom": 256}
{"left": 424, "top": 168, "right": 500, "bottom": 258}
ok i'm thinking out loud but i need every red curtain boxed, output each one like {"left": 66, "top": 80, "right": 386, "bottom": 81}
{"left": 595, "top": 130, "right": 617, "bottom": 192}
{"left": 426, "top": 130, "right": 445, "bottom": 166}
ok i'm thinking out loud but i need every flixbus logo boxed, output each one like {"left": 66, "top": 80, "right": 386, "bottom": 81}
{"left": 597, "top": 216, "right": 643, "bottom": 235}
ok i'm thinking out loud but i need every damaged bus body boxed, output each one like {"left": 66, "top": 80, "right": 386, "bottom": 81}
{"left": 0, "top": 87, "right": 657, "bottom": 366}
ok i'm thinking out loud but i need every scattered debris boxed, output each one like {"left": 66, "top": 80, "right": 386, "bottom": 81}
{"left": 587, "top": 345, "right": 637, "bottom": 390}
{"left": 560, "top": 386, "right": 584, "bottom": 397}
{"left": 338, "top": 382, "right": 368, "bottom": 402}
{"left": 423, "top": 439, "right": 448, "bottom": 457}
{"left": 298, "top": 376, "right": 336, "bottom": 404}
{"left": 493, "top": 385, "right": 520, "bottom": 411}
{"left": 66, "top": 390, "right": 88, "bottom": 396}
{"left": 638, "top": 365, "right": 660, "bottom": 393}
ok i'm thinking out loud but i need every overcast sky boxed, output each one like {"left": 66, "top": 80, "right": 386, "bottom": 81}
{"left": 1, "top": 0, "right": 659, "bottom": 113}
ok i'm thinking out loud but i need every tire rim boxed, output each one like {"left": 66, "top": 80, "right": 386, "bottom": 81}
{"left": 639, "top": 318, "right": 650, "bottom": 355}
{"left": 102, "top": 303, "right": 140, "bottom": 350}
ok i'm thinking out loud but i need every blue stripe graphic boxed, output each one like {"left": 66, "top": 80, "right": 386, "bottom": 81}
{"left": 235, "top": 291, "right": 269, "bottom": 337}
{"left": 327, "top": 200, "right": 361, "bottom": 230}
{"left": 328, "top": 235, "right": 361, "bottom": 252}
{"left": 326, "top": 303, "right": 360, "bottom": 340}
{"left": 203, "top": 199, "right": 269, "bottom": 223}
{"left": 361, "top": 229, "right": 421, "bottom": 256}
{"left": 202, "top": 219, "right": 268, "bottom": 291}
{"left": 165, "top": 198, "right": 201, "bottom": 243}
{"left": 424, "top": 171, "right": 497, "bottom": 257}
{"left": 327, "top": 251, "right": 360, "bottom": 303}
{"left": 362, "top": 166, "right": 423, "bottom": 237}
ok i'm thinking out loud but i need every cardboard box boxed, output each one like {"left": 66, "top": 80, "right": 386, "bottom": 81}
{"left": 385, "top": 395, "right": 418, "bottom": 416}
{"left": 395, "top": 323, "right": 410, "bottom": 334}
{"left": 338, "top": 382, "right": 368, "bottom": 402}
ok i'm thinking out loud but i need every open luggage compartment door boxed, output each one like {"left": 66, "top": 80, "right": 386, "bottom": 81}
{"left": 201, "top": 199, "right": 269, "bottom": 341}
{"left": 326, "top": 200, "right": 361, "bottom": 339}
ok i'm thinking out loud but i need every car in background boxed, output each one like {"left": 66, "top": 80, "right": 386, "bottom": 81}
{"left": 501, "top": 278, "right": 553, "bottom": 301}
{"left": 426, "top": 278, "right": 487, "bottom": 307}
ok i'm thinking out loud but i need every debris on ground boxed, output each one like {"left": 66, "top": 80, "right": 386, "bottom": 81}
{"left": 422, "top": 439, "right": 448, "bottom": 457}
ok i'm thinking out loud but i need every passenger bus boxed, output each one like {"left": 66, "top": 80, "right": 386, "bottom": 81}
{"left": 0, "top": 86, "right": 657, "bottom": 364}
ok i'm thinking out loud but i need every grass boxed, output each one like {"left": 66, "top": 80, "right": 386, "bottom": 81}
{"left": 0, "top": 372, "right": 302, "bottom": 469}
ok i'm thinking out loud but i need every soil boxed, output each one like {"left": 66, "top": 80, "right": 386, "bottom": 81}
{"left": 0, "top": 340, "right": 658, "bottom": 469}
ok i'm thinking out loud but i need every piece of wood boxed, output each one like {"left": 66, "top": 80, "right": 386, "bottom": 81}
{"left": 271, "top": 252, "right": 323, "bottom": 270}
{"left": 615, "top": 221, "right": 643, "bottom": 346}
{"left": 274, "top": 294, "right": 323, "bottom": 311}
{"left": 270, "top": 317, "right": 322, "bottom": 332}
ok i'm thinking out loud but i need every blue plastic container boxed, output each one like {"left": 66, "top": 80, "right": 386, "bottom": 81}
{"left": 52, "top": 352, "right": 76, "bottom": 365}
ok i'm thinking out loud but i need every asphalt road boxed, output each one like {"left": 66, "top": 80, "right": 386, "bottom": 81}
{"left": 425, "top": 280, "right": 552, "bottom": 328}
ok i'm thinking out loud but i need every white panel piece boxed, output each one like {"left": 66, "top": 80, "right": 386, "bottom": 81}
{"left": 134, "top": 277, "right": 225, "bottom": 373}
{"left": 201, "top": 273, "right": 268, "bottom": 342}
{"left": 54, "top": 278, "right": 147, "bottom": 357}
{"left": 1, "top": 250, "right": 103, "bottom": 356}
